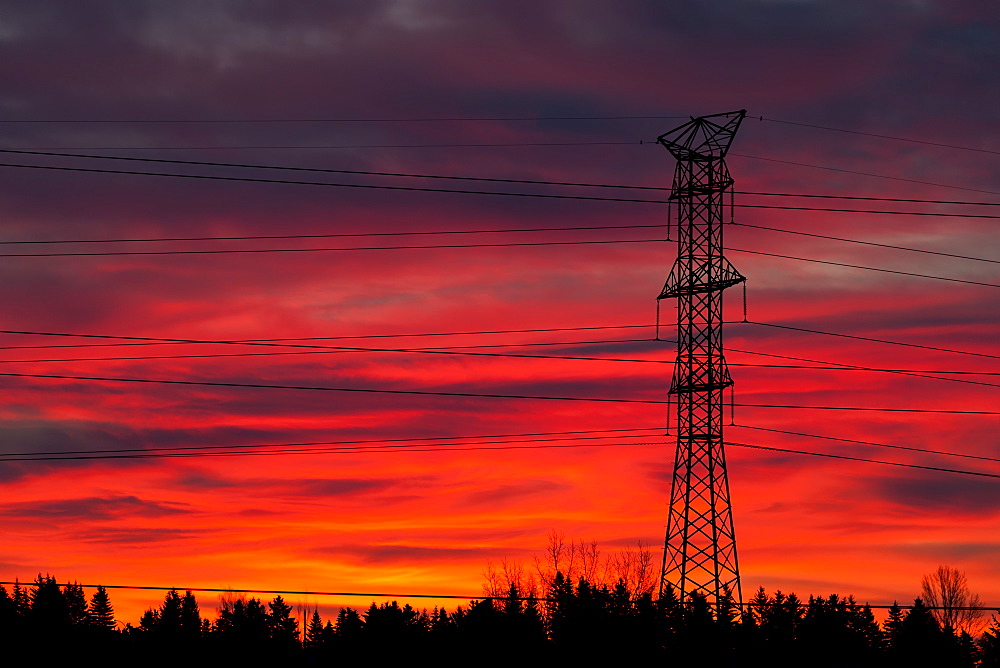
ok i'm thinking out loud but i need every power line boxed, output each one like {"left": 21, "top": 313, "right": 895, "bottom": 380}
{"left": 0, "top": 336, "right": 656, "bottom": 354}
{"left": 730, "top": 363, "right": 999, "bottom": 377}
{"left": 728, "top": 354, "right": 1000, "bottom": 389}
{"left": 5, "top": 434, "right": 999, "bottom": 480}
{"left": 0, "top": 345, "right": 674, "bottom": 366}
{"left": 7, "top": 148, "right": 1000, "bottom": 212}
{"left": 0, "top": 343, "right": 994, "bottom": 394}
{"left": 735, "top": 191, "right": 1000, "bottom": 208}
{"left": 0, "top": 370, "right": 668, "bottom": 403}
{"left": 730, "top": 223, "right": 1000, "bottom": 265}
{"left": 759, "top": 116, "right": 1000, "bottom": 157}
{"left": 731, "top": 153, "right": 1000, "bottom": 197}
{"left": 0, "top": 437, "right": 669, "bottom": 462}
{"left": 728, "top": 345, "right": 1000, "bottom": 389}
{"left": 726, "top": 441, "right": 1000, "bottom": 479}
{"left": 0, "top": 326, "right": 656, "bottom": 352}
{"left": 3, "top": 323, "right": 995, "bottom": 386}
{"left": 742, "top": 321, "right": 1000, "bottom": 360}
{"left": 3, "top": 340, "right": 998, "bottom": 392}
{"left": 1, "top": 369, "right": 998, "bottom": 414}
{"left": 1, "top": 325, "right": 995, "bottom": 392}
{"left": 0, "top": 224, "right": 993, "bottom": 274}
{"left": 0, "top": 224, "right": 667, "bottom": 246}
{"left": 2, "top": 141, "right": 644, "bottom": 150}
{"left": 734, "top": 404, "right": 998, "bottom": 416}
{"left": 0, "top": 238, "right": 662, "bottom": 258}
{"left": 731, "top": 424, "right": 1000, "bottom": 464}
{"left": 0, "top": 581, "right": 503, "bottom": 601}
{"left": 728, "top": 247, "right": 1000, "bottom": 288}
{"left": 0, "top": 114, "right": 687, "bottom": 124}
{"left": 1, "top": 147, "right": 671, "bottom": 186}
{"left": 0, "top": 427, "right": 662, "bottom": 458}
{"left": 0, "top": 236, "right": 994, "bottom": 294}
{"left": 4, "top": 160, "right": 1000, "bottom": 220}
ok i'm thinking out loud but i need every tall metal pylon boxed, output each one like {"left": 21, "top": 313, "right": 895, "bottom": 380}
{"left": 657, "top": 110, "right": 746, "bottom": 607}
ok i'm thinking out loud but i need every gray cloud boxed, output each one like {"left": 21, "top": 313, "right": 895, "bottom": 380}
{"left": 465, "top": 479, "right": 568, "bottom": 505}
{"left": 313, "top": 542, "right": 501, "bottom": 564}
{"left": 0, "top": 495, "right": 191, "bottom": 521}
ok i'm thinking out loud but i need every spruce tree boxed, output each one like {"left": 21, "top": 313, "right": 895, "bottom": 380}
{"left": 305, "top": 610, "right": 324, "bottom": 649}
{"left": 895, "top": 598, "right": 948, "bottom": 664}
{"left": 139, "top": 608, "right": 160, "bottom": 632}
{"left": 157, "top": 589, "right": 182, "bottom": 636}
{"left": 980, "top": 617, "right": 1000, "bottom": 668}
{"left": 0, "top": 585, "right": 16, "bottom": 640}
{"left": 320, "top": 619, "right": 336, "bottom": 645}
{"left": 30, "top": 574, "right": 68, "bottom": 631}
{"left": 63, "top": 582, "right": 89, "bottom": 626}
{"left": 12, "top": 581, "right": 30, "bottom": 619}
{"left": 883, "top": 601, "right": 904, "bottom": 650}
{"left": 179, "top": 591, "right": 201, "bottom": 637}
{"left": 334, "top": 606, "right": 363, "bottom": 637}
{"left": 87, "top": 586, "right": 116, "bottom": 631}
{"left": 267, "top": 595, "right": 299, "bottom": 648}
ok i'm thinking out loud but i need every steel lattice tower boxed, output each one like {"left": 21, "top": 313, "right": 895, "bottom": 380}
{"left": 657, "top": 110, "right": 746, "bottom": 607}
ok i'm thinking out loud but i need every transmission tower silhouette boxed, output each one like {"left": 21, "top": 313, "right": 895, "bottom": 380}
{"left": 657, "top": 110, "right": 747, "bottom": 607}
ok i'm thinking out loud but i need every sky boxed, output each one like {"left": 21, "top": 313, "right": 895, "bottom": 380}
{"left": 0, "top": 0, "right": 998, "bottom": 623}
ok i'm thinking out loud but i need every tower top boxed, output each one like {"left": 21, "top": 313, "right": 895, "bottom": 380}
{"left": 656, "top": 110, "right": 746, "bottom": 161}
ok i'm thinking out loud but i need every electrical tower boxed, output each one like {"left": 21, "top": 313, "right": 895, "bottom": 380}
{"left": 657, "top": 110, "right": 746, "bottom": 608}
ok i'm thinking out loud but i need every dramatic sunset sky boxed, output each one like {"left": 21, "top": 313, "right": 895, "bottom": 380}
{"left": 1, "top": 1, "right": 998, "bottom": 621}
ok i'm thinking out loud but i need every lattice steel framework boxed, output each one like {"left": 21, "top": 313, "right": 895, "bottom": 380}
{"left": 657, "top": 110, "right": 746, "bottom": 607}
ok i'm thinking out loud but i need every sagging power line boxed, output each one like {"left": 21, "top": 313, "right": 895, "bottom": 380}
{"left": 4, "top": 160, "right": 1000, "bottom": 219}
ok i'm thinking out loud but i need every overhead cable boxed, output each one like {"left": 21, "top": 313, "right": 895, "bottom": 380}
{"left": 726, "top": 442, "right": 1000, "bottom": 479}
{"left": 731, "top": 223, "right": 1000, "bottom": 265}
{"left": 0, "top": 427, "right": 662, "bottom": 458}
{"left": 3, "top": 161, "right": 1000, "bottom": 220}
{"left": 7, "top": 148, "right": 1000, "bottom": 208}
{"left": 3, "top": 435, "right": 998, "bottom": 480}
{"left": 759, "top": 116, "right": 1000, "bottom": 157}
{"left": 731, "top": 424, "right": 1000, "bottom": 464}
{"left": 0, "top": 238, "right": 662, "bottom": 257}
{"left": 2, "top": 341, "right": 998, "bottom": 391}
{"left": 0, "top": 369, "right": 998, "bottom": 414}
{"left": 743, "top": 321, "right": 1000, "bottom": 360}
{"left": 728, "top": 247, "right": 1000, "bottom": 288}
{"left": 731, "top": 153, "right": 1000, "bottom": 197}
{"left": 0, "top": 114, "right": 687, "bottom": 124}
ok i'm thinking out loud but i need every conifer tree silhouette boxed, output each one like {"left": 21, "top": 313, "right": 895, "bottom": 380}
{"left": 894, "top": 598, "right": 951, "bottom": 665}
{"left": 87, "top": 586, "right": 115, "bottom": 631}
{"left": 158, "top": 589, "right": 183, "bottom": 635}
{"left": 267, "top": 595, "right": 299, "bottom": 651}
{"left": 320, "top": 619, "right": 336, "bottom": 645}
{"left": 334, "top": 606, "right": 363, "bottom": 637}
{"left": 304, "top": 610, "right": 324, "bottom": 649}
{"left": 12, "top": 581, "right": 30, "bottom": 620}
{"left": 981, "top": 617, "right": 1000, "bottom": 668}
{"left": 63, "top": 582, "right": 88, "bottom": 627}
{"left": 30, "top": 574, "right": 68, "bottom": 631}
{"left": 179, "top": 590, "right": 201, "bottom": 637}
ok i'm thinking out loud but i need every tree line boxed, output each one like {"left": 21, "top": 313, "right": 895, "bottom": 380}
{"left": 1, "top": 573, "right": 999, "bottom": 667}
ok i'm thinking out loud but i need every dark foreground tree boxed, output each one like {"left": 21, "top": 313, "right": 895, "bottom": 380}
{"left": 87, "top": 586, "right": 116, "bottom": 631}
{"left": 981, "top": 617, "right": 1000, "bottom": 668}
